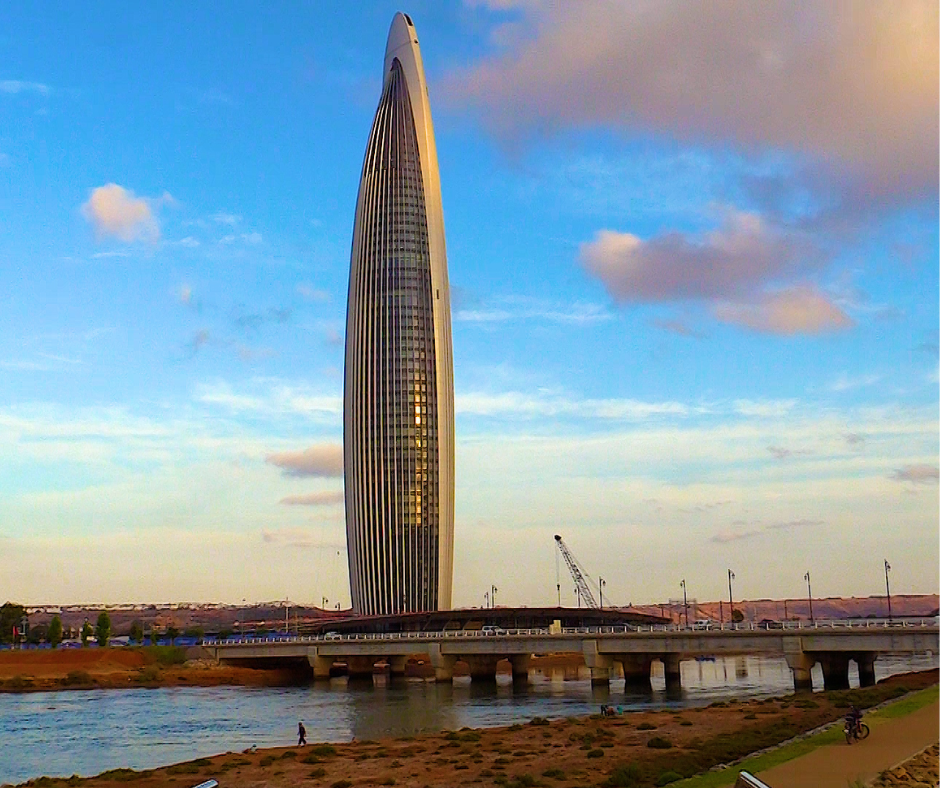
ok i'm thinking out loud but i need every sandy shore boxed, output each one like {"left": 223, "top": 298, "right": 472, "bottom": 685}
{"left": 5, "top": 668, "right": 935, "bottom": 788}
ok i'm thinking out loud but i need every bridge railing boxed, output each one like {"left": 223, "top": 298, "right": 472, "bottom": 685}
{"left": 204, "top": 617, "right": 938, "bottom": 647}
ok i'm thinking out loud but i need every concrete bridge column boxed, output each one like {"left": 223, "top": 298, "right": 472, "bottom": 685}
{"left": 346, "top": 655, "right": 377, "bottom": 678}
{"left": 784, "top": 651, "right": 815, "bottom": 692}
{"left": 855, "top": 653, "right": 877, "bottom": 687}
{"left": 582, "top": 640, "right": 613, "bottom": 685}
{"left": 428, "top": 643, "right": 456, "bottom": 683}
{"left": 614, "top": 654, "right": 653, "bottom": 688}
{"left": 816, "top": 653, "right": 851, "bottom": 690}
{"left": 388, "top": 656, "right": 408, "bottom": 677}
{"left": 661, "top": 655, "right": 682, "bottom": 689}
{"left": 462, "top": 655, "right": 501, "bottom": 682}
{"left": 306, "top": 648, "right": 333, "bottom": 681}
{"left": 510, "top": 654, "right": 531, "bottom": 684}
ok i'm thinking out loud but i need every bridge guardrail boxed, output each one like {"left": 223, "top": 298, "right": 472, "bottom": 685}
{"left": 205, "top": 618, "right": 938, "bottom": 647}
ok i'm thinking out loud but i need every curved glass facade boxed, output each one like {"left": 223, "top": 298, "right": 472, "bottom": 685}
{"left": 344, "top": 15, "right": 454, "bottom": 616}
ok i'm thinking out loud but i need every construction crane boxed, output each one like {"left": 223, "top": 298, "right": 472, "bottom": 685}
{"left": 554, "top": 534, "right": 599, "bottom": 609}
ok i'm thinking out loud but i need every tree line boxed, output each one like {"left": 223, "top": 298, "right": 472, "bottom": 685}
{"left": 1, "top": 602, "right": 205, "bottom": 647}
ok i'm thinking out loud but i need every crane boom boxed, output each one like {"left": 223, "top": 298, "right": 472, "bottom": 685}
{"left": 554, "top": 534, "right": 599, "bottom": 609}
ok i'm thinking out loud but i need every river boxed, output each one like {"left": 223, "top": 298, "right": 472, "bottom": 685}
{"left": 0, "top": 653, "right": 935, "bottom": 784}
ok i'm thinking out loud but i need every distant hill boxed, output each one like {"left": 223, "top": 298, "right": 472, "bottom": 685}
{"left": 633, "top": 594, "right": 939, "bottom": 623}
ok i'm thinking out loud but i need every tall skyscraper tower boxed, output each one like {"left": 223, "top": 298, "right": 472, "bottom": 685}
{"left": 344, "top": 12, "right": 455, "bottom": 616}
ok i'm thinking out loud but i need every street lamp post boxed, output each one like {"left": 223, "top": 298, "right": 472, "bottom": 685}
{"left": 492, "top": 585, "right": 498, "bottom": 608}
{"left": 804, "top": 572, "right": 814, "bottom": 624}
{"left": 575, "top": 587, "right": 581, "bottom": 608}
{"left": 484, "top": 592, "right": 489, "bottom": 609}
{"left": 680, "top": 579, "right": 689, "bottom": 628}
{"left": 884, "top": 560, "right": 892, "bottom": 621}
{"left": 728, "top": 569, "right": 736, "bottom": 624}
{"left": 599, "top": 577, "right": 606, "bottom": 609}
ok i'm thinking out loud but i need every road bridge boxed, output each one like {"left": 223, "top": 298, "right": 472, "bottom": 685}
{"left": 207, "top": 619, "right": 938, "bottom": 691}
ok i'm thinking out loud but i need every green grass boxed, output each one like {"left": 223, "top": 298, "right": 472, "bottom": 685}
{"left": 869, "top": 684, "right": 937, "bottom": 719}
{"left": 671, "top": 685, "right": 938, "bottom": 788}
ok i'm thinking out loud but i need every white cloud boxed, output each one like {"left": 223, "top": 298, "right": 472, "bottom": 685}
{"left": 0, "top": 80, "right": 50, "bottom": 95}
{"left": 81, "top": 183, "right": 161, "bottom": 243}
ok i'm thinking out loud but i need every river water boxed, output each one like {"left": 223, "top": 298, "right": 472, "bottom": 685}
{"left": 0, "top": 653, "right": 935, "bottom": 785}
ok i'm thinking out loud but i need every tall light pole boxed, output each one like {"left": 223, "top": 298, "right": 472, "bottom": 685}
{"left": 491, "top": 585, "right": 498, "bottom": 608}
{"left": 484, "top": 591, "right": 489, "bottom": 609}
{"left": 575, "top": 586, "right": 581, "bottom": 608}
{"left": 728, "top": 569, "right": 736, "bottom": 623}
{"left": 680, "top": 579, "right": 689, "bottom": 628}
{"left": 599, "top": 577, "right": 606, "bottom": 609}
{"left": 884, "top": 560, "right": 892, "bottom": 621}
{"left": 804, "top": 572, "right": 814, "bottom": 624}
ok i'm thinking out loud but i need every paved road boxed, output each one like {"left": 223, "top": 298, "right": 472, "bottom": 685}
{"left": 756, "top": 699, "right": 939, "bottom": 788}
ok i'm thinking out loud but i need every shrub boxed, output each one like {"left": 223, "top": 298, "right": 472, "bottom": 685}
{"left": 637, "top": 722, "right": 657, "bottom": 731}
{"left": 380, "top": 777, "right": 396, "bottom": 785}
{"left": 146, "top": 645, "right": 187, "bottom": 665}
{"left": 62, "top": 670, "right": 93, "bottom": 686}
{"left": 259, "top": 755, "right": 276, "bottom": 767}
{"left": 647, "top": 737, "right": 673, "bottom": 749}
{"left": 331, "top": 781, "right": 353, "bottom": 788}
{"left": 512, "top": 775, "right": 536, "bottom": 787}
{"left": 311, "top": 744, "right": 338, "bottom": 756}
{"left": 96, "top": 768, "right": 137, "bottom": 781}
{"left": 542, "top": 767, "right": 565, "bottom": 779}
{"left": 529, "top": 716, "right": 549, "bottom": 726}
{"left": 679, "top": 720, "right": 693, "bottom": 726}
{"left": 135, "top": 666, "right": 160, "bottom": 683}
{"left": 508, "top": 723, "right": 523, "bottom": 731}
{"left": 656, "top": 773, "right": 683, "bottom": 787}
{"left": 604, "top": 764, "right": 642, "bottom": 787}
{"left": 7, "top": 675, "right": 33, "bottom": 689}
{"left": 309, "top": 767, "right": 326, "bottom": 778}
{"left": 587, "top": 748, "right": 604, "bottom": 758}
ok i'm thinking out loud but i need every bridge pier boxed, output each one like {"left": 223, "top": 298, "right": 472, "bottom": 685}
{"left": 388, "top": 655, "right": 408, "bottom": 677}
{"left": 510, "top": 654, "right": 531, "bottom": 684}
{"left": 428, "top": 643, "right": 456, "bottom": 682}
{"left": 855, "top": 653, "right": 877, "bottom": 687}
{"left": 307, "top": 649, "right": 333, "bottom": 681}
{"left": 614, "top": 654, "right": 653, "bottom": 688}
{"left": 582, "top": 640, "right": 614, "bottom": 685}
{"left": 462, "top": 655, "right": 501, "bottom": 681}
{"left": 816, "top": 653, "right": 851, "bottom": 690}
{"left": 784, "top": 651, "right": 816, "bottom": 692}
{"left": 661, "top": 655, "right": 682, "bottom": 689}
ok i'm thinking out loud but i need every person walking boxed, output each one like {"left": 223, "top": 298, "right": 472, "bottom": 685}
{"left": 298, "top": 720, "right": 307, "bottom": 746}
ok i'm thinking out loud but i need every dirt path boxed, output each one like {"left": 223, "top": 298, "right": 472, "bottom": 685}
{"left": 755, "top": 700, "right": 939, "bottom": 788}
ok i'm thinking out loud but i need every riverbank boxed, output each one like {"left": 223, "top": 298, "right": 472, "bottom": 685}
{"left": 0, "top": 646, "right": 303, "bottom": 692}
{"left": 0, "top": 648, "right": 590, "bottom": 693}
{"left": 10, "top": 668, "right": 937, "bottom": 788}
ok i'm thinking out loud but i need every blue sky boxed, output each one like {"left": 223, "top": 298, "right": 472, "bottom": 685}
{"left": 1, "top": 1, "right": 937, "bottom": 608}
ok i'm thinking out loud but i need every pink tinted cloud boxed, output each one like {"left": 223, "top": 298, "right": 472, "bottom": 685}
{"left": 580, "top": 212, "right": 817, "bottom": 303}
{"left": 891, "top": 464, "right": 939, "bottom": 485}
{"left": 448, "top": 1, "right": 938, "bottom": 203}
{"left": 713, "top": 287, "right": 854, "bottom": 335}
{"left": 266, "top": 445, "right": 343, "bottom": 478}
{"left": 279, "top": 491, "right": 344, "bottom": 506}
{"left": 81, "top": 183, "right": 161, "bottom": 243}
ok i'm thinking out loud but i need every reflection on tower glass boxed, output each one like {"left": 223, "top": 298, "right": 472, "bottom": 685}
{"left": 344, "top": 13, "right": 455, "bottom": 616}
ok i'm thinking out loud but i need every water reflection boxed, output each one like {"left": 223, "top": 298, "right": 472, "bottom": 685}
{"left": 0, "top": 653, "right": 934, "bottom": 785}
